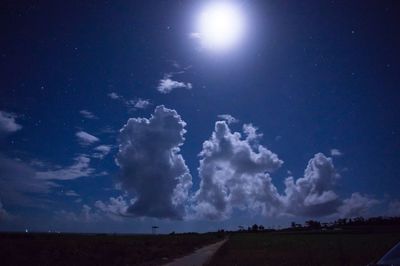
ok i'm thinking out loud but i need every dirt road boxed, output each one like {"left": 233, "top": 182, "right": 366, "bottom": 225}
{"left": 163, "top": 239, "right": 227, "bottom": 266}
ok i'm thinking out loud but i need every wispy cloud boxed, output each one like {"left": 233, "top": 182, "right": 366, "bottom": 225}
{"left": 36, "top": 155, "right": 95, "bottom": 180}
{"left": 125, "top": 98, "right": 151, "bottom": 110}
{"left": 132, "top": 98, "right": 150, "bottom": 109}
{"left": 0, "top": 154, "right": 57, "bottom": 207}
{"left": 157, "top": 75, "right": 192, "bottom": 94}
{"left": 108, "top": 92, "right": 151, "bottom": 111}
{"left": 92, "top": 145, "right": 112, "bottom": 159}
{"left": 330, "top": 148, "right": 343, "bottom": 157}
{"left": 108, "top": 92, "right": 121, "bottom": 100}
{"left": 0, "top": 110, "right": 22, "bottom": 134}
{"left": 76, "top": 131, "right": 100, "bottom": 146}
{"left": 55, "top": 205, "right": 101, "bottom": 223}
{"left": 79, "top": 110, "right": 98, "bottom": 119}
{"left": 387, "top": 200, "right": 400, "bottom": 216}
{"left": 100, "top": 126, "right": 116, "bottom": 135}
{"left": 337, "top": 193, "right": 379, "bottom": 218}
{"left": 157, "top": 62, "right": 193, "bottom": 94}
{"left": 0, "top": 152, "right": 99, "bottom": 211}
{"left": 0, "top": 200, "right": 13, "bottom": 221}
{"left": 55, "top": 198, "right": 133, "bottom": 223}
{"left": 65, "top": 190, "right": 79, "bottom": 197}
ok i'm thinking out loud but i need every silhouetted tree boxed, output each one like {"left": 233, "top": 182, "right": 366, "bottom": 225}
{"left": 252, "top": 224, "right": 259, "bottom": 231}
{"left": 305, "top": 220, "right": 321, "bottom": 229}
{"left": 354, "top": 216, "right": 365, "bottom": 224}
{"left": 336, "top": 218, "right": 347, "bottom": 226}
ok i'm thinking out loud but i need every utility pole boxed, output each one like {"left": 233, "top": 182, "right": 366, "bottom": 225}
{"left": 152, "top": 226, "right": 159, "bottom": 235}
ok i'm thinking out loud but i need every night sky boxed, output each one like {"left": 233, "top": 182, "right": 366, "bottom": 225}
{"left": 1, "top": 0, "right": 399, "bottom": 233}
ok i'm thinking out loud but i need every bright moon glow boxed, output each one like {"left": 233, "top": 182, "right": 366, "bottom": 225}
{"left": 196, "top": 2, "right": 245, "bottom": 51}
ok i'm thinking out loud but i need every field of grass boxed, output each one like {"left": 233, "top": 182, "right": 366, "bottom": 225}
{"left": 208, "top": 231, "right": 400, "bottom": 266}
{"left": 0, "top": 232, "right": 221, "bottom": 266}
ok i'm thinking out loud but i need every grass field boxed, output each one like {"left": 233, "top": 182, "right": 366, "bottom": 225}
{"left": 0, "top": 232, "right": 221, "bottom": 266}
{"left": 2, "top": 229, "right": 399, "bottom": 266}
{"left": 208, "top": 231, "right": 400, "bottom": 266}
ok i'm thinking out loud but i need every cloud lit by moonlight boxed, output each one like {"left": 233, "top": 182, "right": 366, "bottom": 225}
{"left": 193, "top": 2, "right": 245, "bottom": 51}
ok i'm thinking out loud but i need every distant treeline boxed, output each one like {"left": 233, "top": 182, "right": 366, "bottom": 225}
{"left": 228, "top": 216, "right": 400, "bottom": 233}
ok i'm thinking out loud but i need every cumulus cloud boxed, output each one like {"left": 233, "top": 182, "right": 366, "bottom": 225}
{"left": 282, "top": 153, "right": 342, "bottom": 217}
{"left": 79, "top": 110, "right": 98, "bottom": 119}
{"left": 92, "top": 145, "right": 112, "bottom": 159}
{"left": 116, "top": 105, "right": 192, "bottom": 219}
{"left": 94, "top": 196, "right": 132, "bottom": 220}
{"left": 330, "top": 149, "right": 343, "bottom": 157}
{"left": 190, "top": 121, "right": 371, "bottom": 220}
{"left": 157, "top": 75, "right": 192, "bottom": 94}
{"left": 337, "top": 193, "right": 379, "bottom": 218}
{"left": 217, "top": 114, "right": 239, "bottom": 124}
{"left": 243, "top": 123, "right": 263, "bottom": 143}
{"left": 76, "top": 131, "right": 99, "bottom": 146}
{"left": 55, "top": 205, "right": 101, "bottom": 223}
{"left": 36, "top": 155, "right": 95, "bottom": 180}
{"left": 192, "top": 121, "right": 283, "bottom": 220}
{"left": 91, "top": 113, "right": 378, "bottom": 221}
{"left": 0, "top": 111, "right": 22, "bottom": 134}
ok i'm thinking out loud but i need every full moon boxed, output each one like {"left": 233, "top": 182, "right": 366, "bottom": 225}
{"left": 196, "top": 2, "right": 245, "bottom": 51}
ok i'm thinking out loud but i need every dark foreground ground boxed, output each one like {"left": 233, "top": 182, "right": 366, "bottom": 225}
{"left": 1, "top": 228, "right": 400, "bottom": 266}
{"left": 208, "top": 228, "right": 400, "bottom": 266}
{"left": 0, "top": 232, "right": 221, "bottom": 266}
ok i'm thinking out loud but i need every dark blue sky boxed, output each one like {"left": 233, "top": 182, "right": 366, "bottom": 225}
{"left": 0, "top": 0, "right": 399, "bottom": 233}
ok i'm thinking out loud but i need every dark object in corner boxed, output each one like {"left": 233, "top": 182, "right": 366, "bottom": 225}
{"left": 370, "top": 241, "right": 400, "bottom": 266}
